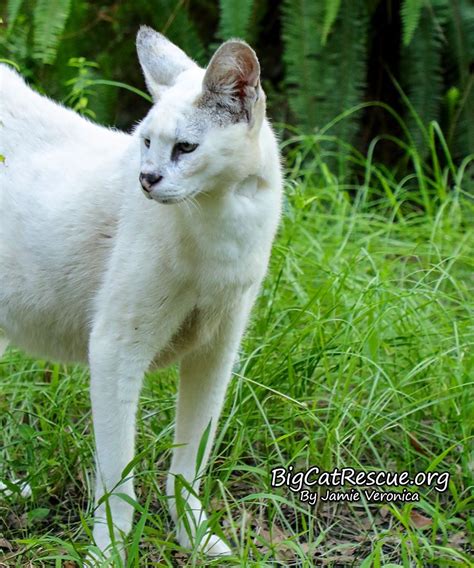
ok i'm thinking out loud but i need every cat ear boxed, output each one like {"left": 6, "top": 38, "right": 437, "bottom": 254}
{"left": 136, "top": 26, "right": 195, "bottom": 100}
{"left": 202, "top": 40, "right": 261, "bottom": 124}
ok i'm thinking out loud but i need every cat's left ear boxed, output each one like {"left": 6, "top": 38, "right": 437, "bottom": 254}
{"left": 137, "top": 26, "right": 196, "bottom": 100}
{"left": 202, "top": 40, "right": 262, "bottom": 125}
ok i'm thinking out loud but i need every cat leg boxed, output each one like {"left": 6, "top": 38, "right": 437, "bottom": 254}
{"left": 167, "top": 297, "right": 254, "bottom": 556}
{"left": 88, "top": 337, "right": 147, "bottom": 562}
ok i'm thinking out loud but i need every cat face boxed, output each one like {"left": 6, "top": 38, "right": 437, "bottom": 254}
{"left": 136, "top": 26, "right": 266, "bottom": 204}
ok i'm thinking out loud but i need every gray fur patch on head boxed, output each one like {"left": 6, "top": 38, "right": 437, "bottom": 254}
{"left": 195, "top": 96, "right": 245, "bottom": 127}
{"left": 137, "top": 26, "right": 195, "bottom": 100}
{"left": 197, "top": 40, "right": 261, "bottom": 125}
{"left": 180, "top": 105, "right": 218, "bottom": 139}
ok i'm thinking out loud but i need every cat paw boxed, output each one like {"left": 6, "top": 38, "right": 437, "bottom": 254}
{"left": 177, "top": 527, "right": 232, "bottom": 556}
{"left": 87, "top": 526, "right": 126, "bottom": 566}
{"left": 85, "top": 545, "right": 125, "bottom": 567}
{"left": 200, "top": 533, "right": 232, "bottom": 556}
{"left": 0, "top": 479, "right": 32, "bottom": 498}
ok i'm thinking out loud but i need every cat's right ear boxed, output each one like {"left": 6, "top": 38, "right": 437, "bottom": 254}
{"left": 136, "top": 26, "right": 195, "bottom": 100}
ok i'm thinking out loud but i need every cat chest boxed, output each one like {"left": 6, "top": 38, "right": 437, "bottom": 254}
{"left": 151, "top": 305, "right": 223, "bottom": 369}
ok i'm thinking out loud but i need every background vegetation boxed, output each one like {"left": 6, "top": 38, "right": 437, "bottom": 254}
{"left": 0, "top": 0, "right": 473, "bottom": 566}
{"left": 1, "top": 0, "right": 473, "bottom": 167}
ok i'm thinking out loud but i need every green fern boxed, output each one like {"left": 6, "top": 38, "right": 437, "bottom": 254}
{"left": 282, "top": 0, "right": 368, "bottom": 149}
{"left": 447, "top": 0, "right": 474, "bottom": 159}
{"left": 321, "top": 0, "right": 341, "bottom": 45}
{"left": 33, "top": 0, "right": 71, "bottom": 64}
{"left": 401, "top": 3, "right": 444, "bottom": 151}
{"left": 218, "top": 0, "right": 255, "bottom": 40}
{"left": 7, "top": 0, "right": 24, "bottom": 31}
{"left": 401, "top": 0, "right": 424, "bottom": 46}
{"left": 282, "top": 0, "right": 324, "bottom": 129}
{"left": 326, "top": 1, "right": 368, "bottom": 145}
{"left": 0, "top": 13, "right": 30, "bottom": 69}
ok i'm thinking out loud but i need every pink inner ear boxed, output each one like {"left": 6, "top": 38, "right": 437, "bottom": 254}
{"left": 235, "top": 51, "right": 259, "bottom": 89}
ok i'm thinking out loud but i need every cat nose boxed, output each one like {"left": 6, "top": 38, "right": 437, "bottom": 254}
{"left": 139, "top": 172, "right": 163, "bottom": 191}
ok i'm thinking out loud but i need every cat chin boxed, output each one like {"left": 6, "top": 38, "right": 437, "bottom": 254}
{"left": 149, "top": 187, "right": 202, "bottom": 204}
{"left": 151, "top": 192, "right": 192, "bottom": 204}
{"left": 154, "top": 196, "right": 182, "bottom": 204}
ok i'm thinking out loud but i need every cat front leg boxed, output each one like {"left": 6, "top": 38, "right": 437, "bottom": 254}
{"left": 87, "top": 329, "right": 152, "bottom": 562}
{"left": 167, "top": 293, "right": 255, "bottom": 556}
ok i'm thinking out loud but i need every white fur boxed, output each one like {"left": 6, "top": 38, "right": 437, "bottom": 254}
{"left": 0, "top": 28, "right": 282, "bottom": 561}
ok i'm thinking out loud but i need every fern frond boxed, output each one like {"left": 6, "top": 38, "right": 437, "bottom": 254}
{"left": 282, "top": 0, "right": 324, "bottom": 129}
{"left": 401, "top": 4, "right": 444, "bottom": 151}
{"left": 7, "top": 0, "right": 24, "bottom": 31}
{"left": 282, "top": 0, "right": 368, "bottom": 149}
{"left": 0, "top": 14, "right": 30, "bottom": 68}
{"left": 401, "top": 0, "right": 424, "bottom": 46}
{"left": 325, "top": 1, "right": 368, "bottom": 145}
{"left": 218, "top": 0, "right": 255, "bottom": 40}
{"left": 447, "top": 0, "right": 474, "bottom": 158}
{"left": 33, "top": 0, "right": 71, "bottom": 64}
{"left": 321, "top": 0, "right": 341, "bottom": 44}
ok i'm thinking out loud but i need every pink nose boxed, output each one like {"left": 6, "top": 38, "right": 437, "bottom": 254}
{"left": 139, "top": 172, "right": 163, "bottom": 191}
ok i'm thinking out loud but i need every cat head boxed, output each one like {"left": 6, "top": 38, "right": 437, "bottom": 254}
{"left": 136, "top": 26, "right": 266, "bottom": 204}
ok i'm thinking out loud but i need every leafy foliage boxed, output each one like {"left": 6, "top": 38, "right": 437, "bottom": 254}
{"left": 401, "top": 0, "right": 424, "bottom": 46}
{"left": 321, "top": 1, "right": 368, "bottom": 145}
{"left": 321, "top": 0, "right": 342, "bottom": 44}
{"left": 447, "top": 0, "right": 474, "bottom": 159}
{"left": 401, "top": 3, "right": 445, "bottom": 151}
{"left": 282, "top": 0, "right": 368, "bottom": 154}
{"left": 6, "top": 0, "right": 24, "bottom": 32}
{"left": 32, "top": 0, "right": 71, "bottom": 64}
{"left": 218, "top": 0, "right": 255, "bottom": 40}
{"left": 281, "top": 0, "right": 323, "bottom": 130}
{"left": 0, "top": 0, "right": 473, "bottom": 170}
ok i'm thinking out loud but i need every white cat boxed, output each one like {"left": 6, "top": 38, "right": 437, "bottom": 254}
{"left": 0, "top": 26, "right": 282, "bottom": 561}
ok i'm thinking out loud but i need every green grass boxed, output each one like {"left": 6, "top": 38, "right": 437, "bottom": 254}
{"left": 0, "top": 132, "right": 473, "bottom": 567}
